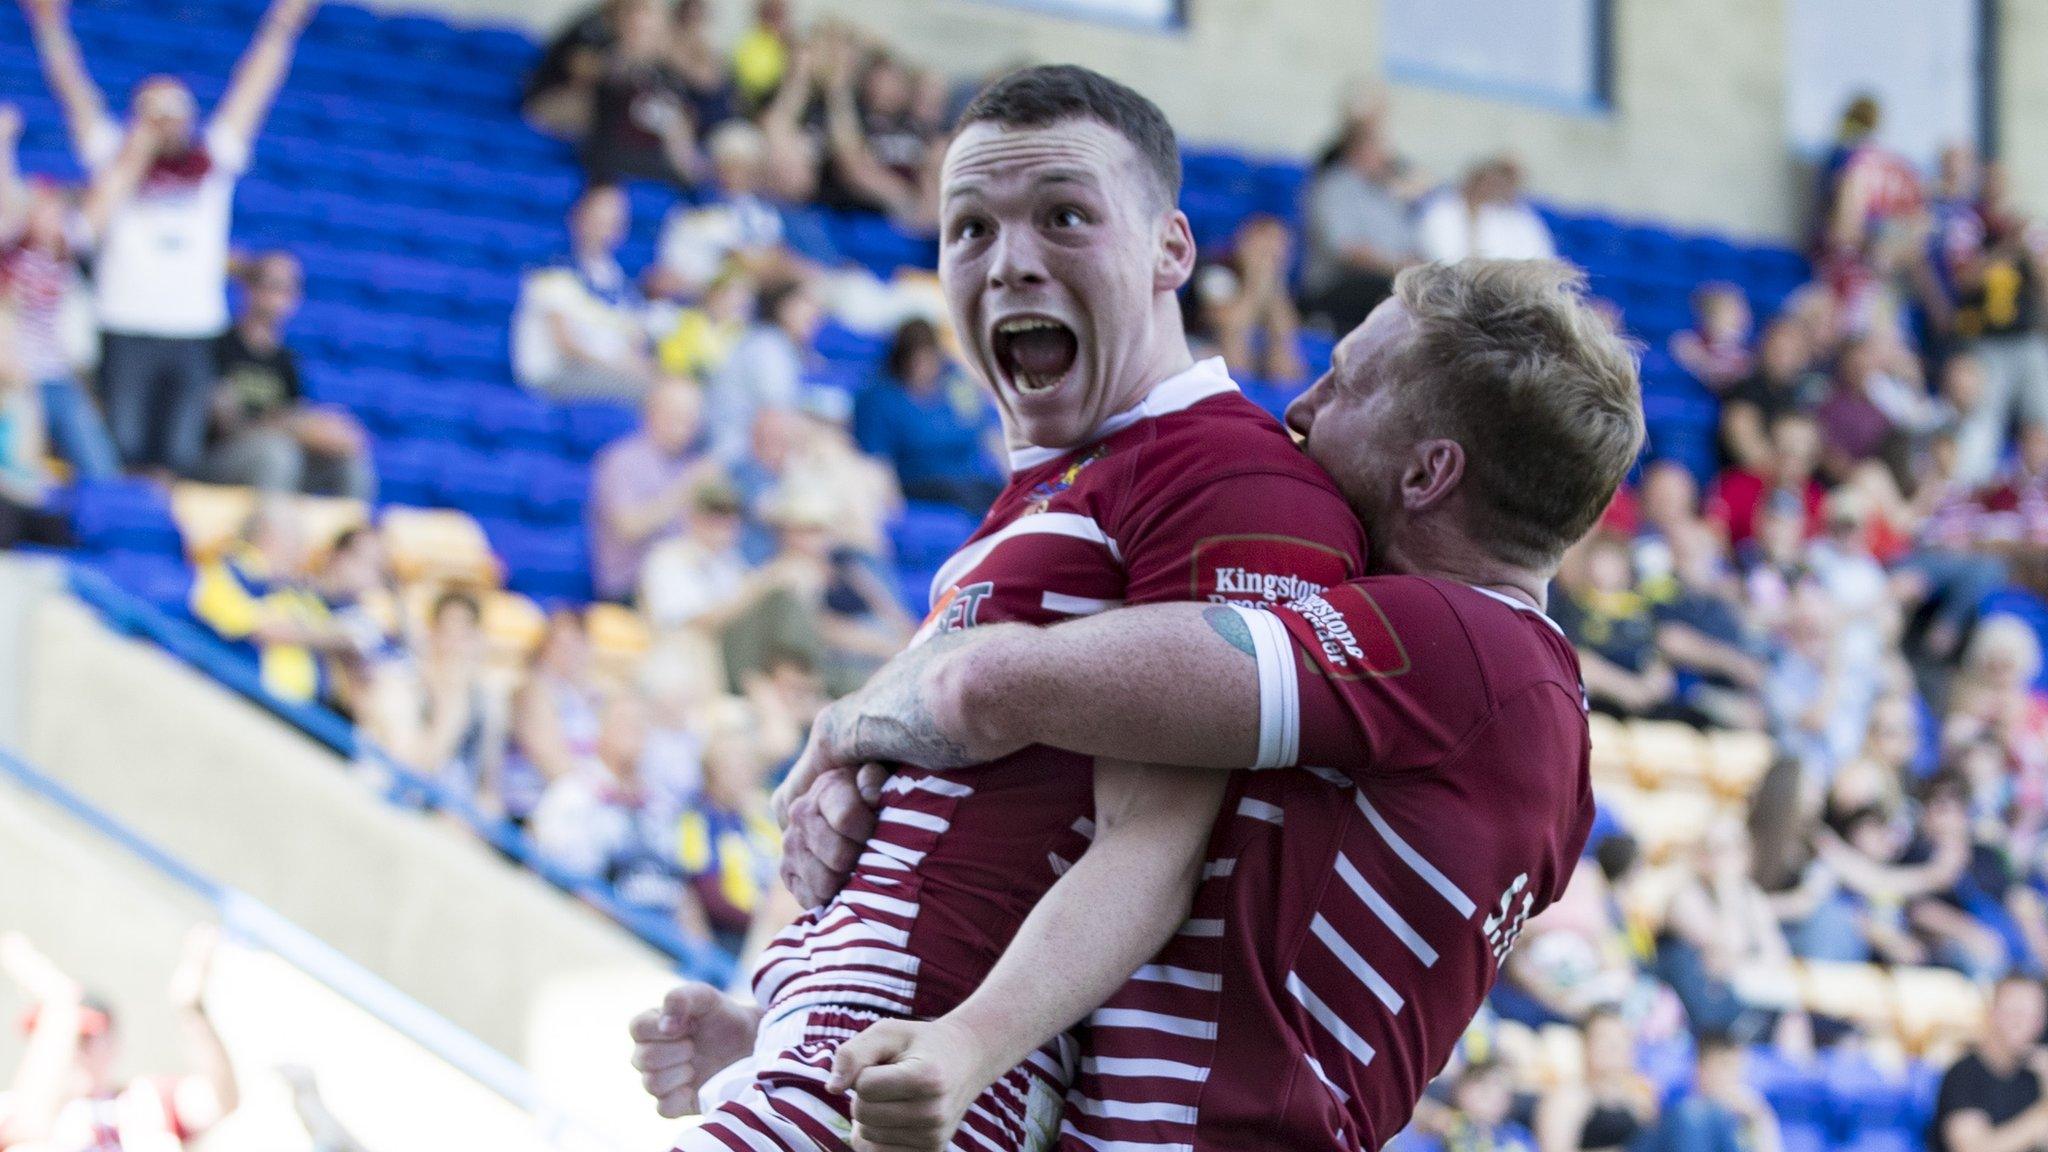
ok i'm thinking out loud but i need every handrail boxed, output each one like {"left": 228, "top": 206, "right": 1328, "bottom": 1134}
{"left": 0, "top": 744, "right": 630, "bottom": 1152}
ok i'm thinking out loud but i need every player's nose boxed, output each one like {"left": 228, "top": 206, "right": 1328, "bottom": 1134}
{"left": 986, "top": 230, "right": 1048, "bottom": 290}
{"left": 1285, "top": 374, "right": 1327, "bottom": 440}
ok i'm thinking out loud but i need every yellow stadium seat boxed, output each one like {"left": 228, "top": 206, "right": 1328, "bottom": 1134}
{"left": 170, "top": 483, "right": 257, "bottom": 562}
{"left": 1587, "top": 713, "right": 1631, "bottom": 782}
{"left": 1614, "top": 786, "right": 1717, "bottom": 863}
{"left": 1705, "top": 729, "right": 1775, "bottom": 800}
{"left": 381, "top": 507, "right": 501, "bottom": 588}
{"left": 1799, "top": 961, "right": 1894, "bottom": 1029}
{"left": 483, "top": 590, "right": 546, "bottom": 662}
{"left": 587, "top": 602, "right": 652, "bottom": 667}
{"left": 1891, "top": 966, "right": 1986, "bottom": 1053}
{"left": 1626, "top": 720, "right": 1708, "bottom": 789}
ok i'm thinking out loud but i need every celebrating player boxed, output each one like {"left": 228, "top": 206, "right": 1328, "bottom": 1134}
{"left": 632, "top": 65, "right": 1368, "bottom": 1152}
{"left": 757, "top": 259, "right": 1645, "bottom": 1151}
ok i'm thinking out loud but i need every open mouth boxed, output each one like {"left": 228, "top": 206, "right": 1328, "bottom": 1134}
{"left": 991, "top": 317, "right": 1079, "bottom": 397}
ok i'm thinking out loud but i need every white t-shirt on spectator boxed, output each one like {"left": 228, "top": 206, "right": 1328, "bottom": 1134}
{"left": 84, "top": 117, "right": 249, "bottom": 338}
{"left": 512, "top": 256, "right": 648, "bottom": 388}
{"left": 1416, "top": 193, "right": 1558, "bottom": 263}
{"left": 529, "top": 765, "right": 639, "bottom": 877}
{"left": 657, "top": 195, "right": 783, "bottom": 294}
{"left": 639, "top": 536, "right": 749, "bottom": 631}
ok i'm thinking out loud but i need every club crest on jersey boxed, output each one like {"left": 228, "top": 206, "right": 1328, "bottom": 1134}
{"left": 1024, "top": 444, "right": 1111, "bottom": 515}
{"left": 912, "top": 580, "right": 995, "bottom": 647}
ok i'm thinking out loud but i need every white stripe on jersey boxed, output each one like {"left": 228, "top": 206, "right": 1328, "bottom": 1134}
{"left": 1286, "top": 971, "right": 1376, "bottom": 1067}
{"left": 1333, "top": 853, "right": 1439, "bottom": 966}
{"left": 1302, "top": 1052, "right": 1352, "bottom": 1106}
{"left": 1132, "top": 963, "right": 1223, "bottom": 991}
{"left": 1177, "top": 918, "right": 1224, "bottom": 937}
{"left": 879, "top": 807, "right": 951, "bottom": 833}
{"left": 1091, "top": 1008, "right": 1219, "bottom": 1040}
{"left": 1068, "top": 1096, "right": 1199, "bottom": 1124}
{"left": 1043, "top": 591, "right": 1124, "bottom": 616}
{"left": 839, "top": 889, "right": 920, "bottom": 919}
{"left": 882, "top": 774, "right": 975, "bottom": 799}
{"left": 930, "top": 511, "right": 1123, "bottom": 604}
{"left": 1059, "top": 1121, "right": 1195, "bottom": 1152}
{"left": 866, "top": 838, "right": 928, "bottom": 867}
{"left": 1201, "top": 858, "right": 1236, "bottom": 879}
{"left": 1310, "top": 913, "right": 1404, "bottom": 1013}
{"left": 1236, "top": 797, "right": 1285, "bottom": 825}
{"left": 1083, "top": 1056, "right": 1211, "bottom": 1083}
{"left": 1355, "top": 791, "right": 1477, "bottom": 918}
{"left": 1304, "top": 764, "right": 1351, "bottom": 789}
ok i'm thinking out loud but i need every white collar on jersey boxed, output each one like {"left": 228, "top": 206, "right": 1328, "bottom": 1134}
{"left": 1466, "top": 583, "right": 1567, "bottom": 638}
{"left": 1006, "top": 356, "right": 1242, "bottom": 472}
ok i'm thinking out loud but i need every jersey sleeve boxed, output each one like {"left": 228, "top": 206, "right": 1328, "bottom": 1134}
{"left": 1113, "top": 468, "right": 1364, "bottom": 610}
{"left": 1238, "top": 578, "right": 1493, "bottom": 773}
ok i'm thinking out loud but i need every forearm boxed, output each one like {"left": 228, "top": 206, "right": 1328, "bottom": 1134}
{"left": 824, "top": 605, "right": 1265, "bottom": 772}
{"left": 180, "top": 1007, "right": 240, "bottom": 1117}
{"left": 212, "top": 0, "right": 312, "bottom": 141}
{"left": 30, "top": 16, "right": 104, "bottom": 143}
{"left": 941, "top": 763, "right": 1224, "bottom": 1088}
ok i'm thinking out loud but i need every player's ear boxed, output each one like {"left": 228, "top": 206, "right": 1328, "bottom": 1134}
{"left": 1403, "top": 438, "right": 1465, "bottom": 513}
{"left": 1154, "top": 208, "right": 1197, "bottom": 293}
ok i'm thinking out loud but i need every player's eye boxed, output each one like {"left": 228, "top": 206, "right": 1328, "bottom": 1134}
{"left": 951, "top": 216, "right": 990, "bottom": 243}
{"left": 1049, "top": 206, "right": 1088, "bottom": 229}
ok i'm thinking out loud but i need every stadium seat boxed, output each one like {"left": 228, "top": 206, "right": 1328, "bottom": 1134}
{"left": 169, "top": 483, "right": 258, "bottom": 561}
{"left": 559, "top": 401, "right": 641, "bottom": 458}
{"left": 380, "top": 506, "right": 500, "bottom": 587}
{"left": 70, "top": 480, "right": 181, "bottom": 557}
{"left": 587, "top": 601, "right": 652, "bottom": 676}
{"left": 891, "top": 502, "right": 980, "bottom": 570}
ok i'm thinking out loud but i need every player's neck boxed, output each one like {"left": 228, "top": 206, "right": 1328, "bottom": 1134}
{"left": 1383, "top": 531, "right": 1548, "bottom": 611}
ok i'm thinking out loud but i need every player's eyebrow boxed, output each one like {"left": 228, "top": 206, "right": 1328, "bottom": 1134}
{"left": 1033, "top": 168, "right": 1097, "bottom": 189}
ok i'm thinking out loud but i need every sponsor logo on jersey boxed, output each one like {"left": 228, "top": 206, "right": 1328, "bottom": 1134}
{"left": 1210, "top": 567, "right": 1327, "bottom": 605}
{"left": 1189, "top": 535, "right": 1354, "bottom": 610}
{"left": 1296, "top": 593, "right": 1365, "bottom": 666}
{"left": 1024, "top": 444, "right": 1111, "bottom": 515}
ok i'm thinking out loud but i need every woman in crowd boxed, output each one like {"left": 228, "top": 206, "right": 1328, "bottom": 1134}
{"left": 1656, "top": 816, "right": 1811, "bottom": 1052}
{"left": 852, "top": 317, "right": 1003, "bottom": 514}
{"left": 1532, "top": 1009, "right": 1659, "bottom": 1152}
{"left": 362, "top": 589, "right": 507, "bottom": 815}
{"left": 504, "top": 608, "right": 606, "bottom": 826}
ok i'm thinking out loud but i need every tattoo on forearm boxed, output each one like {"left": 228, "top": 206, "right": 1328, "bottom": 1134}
{"left": 830, "top": 630, "right": 982, "bottom": 769}
{"left": 1204, "top": 606, "right": 1258, "bottom": 660}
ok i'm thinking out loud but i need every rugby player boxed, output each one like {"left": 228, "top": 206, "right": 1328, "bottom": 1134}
{"left": 632, "top": 65, "right": 1368, "bottom": 1152}
{"left": 766, "top": 259, "right": 1646, "bottom": 1151}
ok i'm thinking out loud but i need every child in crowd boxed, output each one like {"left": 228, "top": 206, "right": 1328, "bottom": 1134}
{"left": 1672, "top": 282, "right": 1756, "bottom": 394}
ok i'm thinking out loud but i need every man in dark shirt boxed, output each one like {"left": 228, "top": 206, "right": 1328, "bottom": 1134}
{"left": 1932, "top": 975, "right": 2048, "bottom": 1152}
{"left": 201, "top": 252, "right": 372, "bottom": 499}
{"left": 1949, "top": 186, "right": 2048, "bottom": 487}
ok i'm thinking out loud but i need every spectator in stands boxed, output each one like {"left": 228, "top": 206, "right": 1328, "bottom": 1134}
{"left": 190, "top": 498, "right": 350, "bottom": 704}
{"left": 1670, "top": 282, "right": 1754, "bottom": 395}
{"left": 369, "top": 588, "right": 507, "bottom": 809}
{"left": 1299, "top": 119, "right": 1419, "bottom": 333}
{"left": 639, "top": 477, "right": 763, "bottom": 636}
{"left": 1423, "top": 1059, "right": 1534, "bottom": 1152}
{"left": 0, "top": 929, "right": 239, "bottom": 1151}
{"left": 1709, "top": 412, "right": 1827, "bottom": 548}
{"left": 742, "top": 489, "right": 911, "bottom": 695}
{"left": 25, "top": 0, "right": 315, "bottom": 477}
{"left": 657, "top": 269, "right": 755, "bottom": 381}
{"left": 665, "top": 0, "right": 736, "bottom": 143}
{"left": 653, "top": 122, "right": 792, "bottom": 299}
{"left": 1532, "top": 1009, "right": 1658, "bottom": 1152}
{"left": 792, "top": 385, "right": 903, "bottom": 560}
{"left": 589, "top": 378, "right": 718, "bottom": 602}
{"left": 0, "top": 305, "right": 49, "bottom": 509}
{"left": 820, "top": 33, "right": 942, "bottom": 229}
{"left": 521, "top": 0, "right": 627, "bottom": 140}
{"left": 513, "top": 184, "right": 658, "bottom": 401}
{"left": 312, "top": 524, "right": 401, "bottom": 719}
{"left": 852, "top": 317, "right": 1003, "bottom": 514}
{"left": 1417, "top": 156, "right": 1557, "bottom": 264}
{"left": 1931, "top": 975, "right": 2048, "bottom": 1152}
{"left": 637, "top": 644, "right": 711, "bottom": 821}
{"left": 581, "top": 0, "right": 705, "bottom": 187}
{"left": 504, "top": 608, "right": 605, "bottom": 826}
{"left": 202, "top": 253, "right": 372, "bottom": 500}
{"left": 1949, "top": 167, "right": 2048, "bottom": 487}
{"left": 1648, "top": 1033, "right": 1783, "bottom": 1152}
{"left": 1650, "top": 522, "right": 1771, "bottom": 730}
{"left": 1942, "top": 616, "right": 2048, "bottom": 827}
{"left": 1766, "top": 581, "right": 1876, "bottom": 787}
{"left": 530, "top": 693, "right": 707, "bottom": 931}
{"left": 731, "top": 0, "right": 795, "bottom": 114}
{"left": 1185, "top": 215, "right": 1308, "bottom": 385}
{"left": 707, "top": 277, "right": 819, "bottom": 460}
{"left": 0, "top": 102, "right": 127, "bottom": 483}
{"left": 1719, "top": 320, "right": 1827, "bottom": 471}
{"left": 1555, "top": 533, "right": 1687, "bottom": 723}
{"left": 730, "top": 405, "right": 804, "bottom": 561}
{"left": 1657, "top": 816, "right": 1808, "bottom": 1048}
{"left": 674, "top": 698, "right": 782, "bottom": 947}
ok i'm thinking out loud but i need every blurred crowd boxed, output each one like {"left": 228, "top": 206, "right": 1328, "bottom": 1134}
{"left": 8, "top": 0, "right": 2048, "bottom": 1148}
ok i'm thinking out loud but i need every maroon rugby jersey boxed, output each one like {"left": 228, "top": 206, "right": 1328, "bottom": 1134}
{"left": 1063, "top": 577, "right": 1593, "bottom": 1152}
{"left": 753, "top": 358, "right": 1367, "bottom": 1033}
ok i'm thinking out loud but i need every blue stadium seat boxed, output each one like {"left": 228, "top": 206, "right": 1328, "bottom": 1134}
{"left": 493, "top": 525, "right": 592, "bottom": 603}
{"left": 370, "top": 437, "right": 442, "bottom": 507}
{"left": 70, "top": 481, "right": 181, "bottom": 557}
{"left": 471, "top": 391, "right": 560, "bottom": 453}
{"left": 521, "top": 455, "right": 591, "bottom": 527}
{"left": 88, "top": 550, "right": 194, "bottom": 617}
{"left": 560, "top": 401, "right": 639, "bottom": 458}
{"left": 891, "top": 502, "right": 980, "bottom": 570}
{"left": 433, "top": 447, "right": 527, "bottom": 519}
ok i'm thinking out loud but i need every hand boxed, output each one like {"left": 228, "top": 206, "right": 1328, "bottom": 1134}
{"left": 293, "top": 407, "right": 365, "bottom": 456}
{"left": 778, "top": 765, "right": 882, "bottom": 907}
{"left": 0, "top": 104, "right": 21, "bottom": 145}
{"left": 828, "top": 1018, "right": 993, "bottom": 1152}
{"left": 19, "top": 0, "right": 68, "bottom": 27}
{"left": 627, "top": 982, "right": 763, "bottom": 1119}
{"left": 167, "top": 924, "right": 219, "bottom": 1014}
{"left": 0, "top": 932, "right": 82, "bottom": 1004}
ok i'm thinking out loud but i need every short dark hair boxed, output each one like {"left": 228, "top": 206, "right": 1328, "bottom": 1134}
{"left": 957, "top": 65, "right": 1181, "bottom": 207}
{"left": 757, "top": 278, "right": 806, "bottom": 328}
{"left": 431, "top": 588, "right": 481, "bottom": 625}
{"left": 1592, "top": 833, "right": 1639, "bottom": 882}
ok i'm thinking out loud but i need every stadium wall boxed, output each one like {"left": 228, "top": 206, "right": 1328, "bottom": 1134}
{"left": 6, "top": 567, "right": 679, "bottom": 1142}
